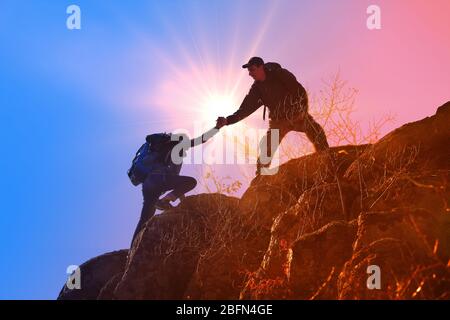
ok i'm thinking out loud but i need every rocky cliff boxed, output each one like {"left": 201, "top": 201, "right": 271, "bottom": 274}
{"left": 58, "top": 102, "right": 450, "bottom": 300}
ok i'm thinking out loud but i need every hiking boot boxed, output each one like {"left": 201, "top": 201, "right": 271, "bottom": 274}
{"left": 155, "top": 199, "right": 174, "bottom": 210}
{"left": 255, "top": 163, "right": 271, "bottom": 177}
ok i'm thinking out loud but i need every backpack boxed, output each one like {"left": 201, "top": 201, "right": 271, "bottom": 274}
{"left": 261, "top": 62, "right": 307, "bottom": 121}
{"left": 127, "top": 133, "right": 172, "bottom": 186}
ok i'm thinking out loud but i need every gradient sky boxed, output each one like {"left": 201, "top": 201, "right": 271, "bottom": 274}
{"left": 0, "top": 0, "right": 449, "bottom": 299}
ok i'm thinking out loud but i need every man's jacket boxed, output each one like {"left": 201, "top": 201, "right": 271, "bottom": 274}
{"left": 226, "top": 63, "right": 308, "bottom": 124}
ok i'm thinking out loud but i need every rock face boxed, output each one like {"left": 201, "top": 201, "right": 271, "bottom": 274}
{"left": 113, "top": 194, "right": 241, "bottom": 299}
{"left": 58, "top": 250, "right": 128, "bottom": 300}
{"left": 58, "top": 102, "right": 450, "bottom": 300}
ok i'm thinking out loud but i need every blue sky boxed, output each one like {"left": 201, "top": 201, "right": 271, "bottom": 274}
{"left": 0, "top": 0, "right": 276, "bottom": 300}
{"left": 0, "top": 0, "right": 182, "bottom": 299}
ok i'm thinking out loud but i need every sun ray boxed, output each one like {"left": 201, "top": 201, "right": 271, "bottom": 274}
{"left": 120, "top": 1, "right": 279, "bottom": 173}
{"left": 230, "top": 1, "right": 278, "bottom": 98}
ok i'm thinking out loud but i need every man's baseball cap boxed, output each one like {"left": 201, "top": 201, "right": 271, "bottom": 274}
{"left": 242, "top": 57, "right": 264, "bottom": 68}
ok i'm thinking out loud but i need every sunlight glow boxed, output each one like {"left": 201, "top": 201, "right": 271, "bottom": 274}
{"left": 125, "top": 1, "right": 279, "bottom": 131}
{"left": 200, "top": 92, "right": 238, "bottom": 123}
{"left": 122, "top": 1, "right": 279, "bottom": 182}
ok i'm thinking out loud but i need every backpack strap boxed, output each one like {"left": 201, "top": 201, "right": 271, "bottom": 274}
{"left": 260, "top": 62, "right": 284, "bottom": 121}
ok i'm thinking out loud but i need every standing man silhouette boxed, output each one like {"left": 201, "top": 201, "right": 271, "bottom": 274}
{"left": 216, "top": 57, "right": 329, "bottom": 175}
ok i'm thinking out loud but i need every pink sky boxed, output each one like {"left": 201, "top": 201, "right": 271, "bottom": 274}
{"left": 128, "top": 0, "right": 450, "bottom": 191}
{"left": 273, "top": 0, "right": 450, "bottom": 127}
{"left": 141, "top": 0, "right": 450, "bottom": 133}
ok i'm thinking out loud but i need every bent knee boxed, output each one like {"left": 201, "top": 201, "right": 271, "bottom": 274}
{"left": 187, "top": 177, "right": 197, "bottom": 189}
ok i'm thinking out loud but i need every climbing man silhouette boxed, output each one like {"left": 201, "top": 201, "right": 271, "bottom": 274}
{"left": 129, "top": 128, "right": 219, "bottom": 246}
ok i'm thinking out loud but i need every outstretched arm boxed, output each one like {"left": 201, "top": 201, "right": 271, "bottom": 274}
{"left": 165, "top": 128, "right": 219, "bottom": 167}
{"left": 167, "top": 127, "right": 220, "bottom": 155}
{"left": 190, "top": 127, "right": 220, "bottom": 148}
{"left": 223, "top": 83, "right": 263, "bottom": 126}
